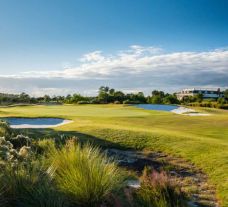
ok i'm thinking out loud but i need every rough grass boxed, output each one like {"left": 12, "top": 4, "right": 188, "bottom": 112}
{"left": 0, "top": 104, "right": 228, "bottom": 206}
{"left": 48, "top": 140, "right": 124, "bottom": 207}
{"left": 134, "top": 168, "right": 187, "bottom": 207}
{"left": 0, "top": 161, "right": 66, "bottom": 207}
{"left": 0, "top": 139, "right": 124, "bottom": 207}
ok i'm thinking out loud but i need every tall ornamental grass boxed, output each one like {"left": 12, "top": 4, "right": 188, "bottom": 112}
{"left": 0, "top": 161, "right": 67, "bottom": 207}
{"left": 49, "top": 140, "right": 124, "bottom": 207}
{"left": 134, "top": 168, "right": 187, "bottom": 207}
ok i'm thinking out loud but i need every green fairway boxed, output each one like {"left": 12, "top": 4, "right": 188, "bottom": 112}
{"left": 0, "top": 104, "right": 228, "bottom": 206}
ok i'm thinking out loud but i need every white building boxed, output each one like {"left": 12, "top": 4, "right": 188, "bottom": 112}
{"left": 176, "top": 88, "right": 223, "bottom": 100}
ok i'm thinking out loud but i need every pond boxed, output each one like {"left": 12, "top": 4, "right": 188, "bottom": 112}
{"left": 134, "top": 104, "right": 179, "bottom": 112}
{"left": 3, "top": 117, "right": 73, "bottom": 129}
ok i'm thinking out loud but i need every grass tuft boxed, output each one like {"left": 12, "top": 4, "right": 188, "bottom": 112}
{"left": 48, "top": 140, "right": 124, "bottom": 207}
{"left": 0, "top": 160, "right": 67, "bottom": 207}
{"left": 134, "top": 167, "right": 187, "bottom": 207}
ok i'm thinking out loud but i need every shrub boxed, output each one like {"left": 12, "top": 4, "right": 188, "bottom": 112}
{"left": 134, "top": 168, "right": 187, "bottom": 207}
{"left": 0, "top": 120, "right": 12, "bottom": 138}
{"left": 123, "top": 100, "right": 140, "bottom": 104}
{"left": 9, "top": 134, "right": 31, "bottom": 149}
{"left": 77, "top": 101, "right": 90, "bottom": 104}
{"left": 0, "top": 137, "right": 14, "bottom": 161}
{"left": 0, "top": 137, "right": 32, "bottom": 163}
{"left": 219, "top": 104, "right": 228, "bottom": 109}
{"left": 48, "top": 141, "right": 124, "bottom": 207}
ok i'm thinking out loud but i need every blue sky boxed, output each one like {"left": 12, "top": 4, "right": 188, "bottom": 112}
{"left": 0, "top": 0, "right": 228, "bottom": 95}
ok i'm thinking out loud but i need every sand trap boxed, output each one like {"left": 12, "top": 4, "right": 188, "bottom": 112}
{"left": 171, "top": 107, "right": 211, "bottom": 116}
{"left": 186, "top": 113, "right": 211, "bottom": 116}
{"left": 171, "top": 107, "right": 195, "bottom": 114}
{"left": 4, "top": 118, "right": 73, "bottom": 129}
{"left": 135, "top": 104, "right": 211, "bottom": 116}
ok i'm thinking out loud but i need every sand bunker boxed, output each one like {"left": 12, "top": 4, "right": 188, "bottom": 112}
{"left": 135, "top": 104, "right": 211, "bottom": 116}
{"left": 171, "top": 107, "right": 211, "bottom": 116}
{"left": 4, "top": 118, "right": 73, "bottom": 129}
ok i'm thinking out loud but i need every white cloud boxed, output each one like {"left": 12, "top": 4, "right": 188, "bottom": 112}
{"left": 14, "top": 45, "right": 228, "bottom": 78}
{"left": 0, "top": 45, "right": 228, "bottom": 95}
{"left": 80, "top": 50, "right": 105, "bottom": 62}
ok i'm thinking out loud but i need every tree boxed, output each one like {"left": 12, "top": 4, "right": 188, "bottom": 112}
{"left": 163, "top": 95, "right": 179, "bottom": 104}
{"left": 99, "top": 86, "right": 109, "bottom": 93}
{"left": 150, "top": 95, "right": 163, "bottom": 104}
{"left": 135, "top": 92, "right": 146, "bottom": 103}
{"left": 113, "top": 91, "right": 125, "bottom": 103}
{"left": 218, "top": 97, "right": 226, "bottom": 105}
{"left": 195, "top": 93, "right": 203, "bottom": 103}
{"left": 43, "top": 95, "right": 51, "bottom": 103}
{"left": 98, "top": 86, "right": 110, "bottom": 103}
{"left": 150, "top": 90, "right": 165, "bottom": 104}
{"left": 224, "top": 89, "right": 228, "bottom": 100}
{"left": 71, "top": 94, "right": 86, "bottom": 103}
{"left": 152, "top": 90, "right": 165, "bottom": 97}
{"left": 19, "top": 92, "right": 30, "bottom": 103}
{"left": 109, "top": 88, "right": 115, "bottom": 95}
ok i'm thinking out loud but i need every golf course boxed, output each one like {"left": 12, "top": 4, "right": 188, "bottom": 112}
{"left": 0, "top": 104, "right": 227, "bottom": 206}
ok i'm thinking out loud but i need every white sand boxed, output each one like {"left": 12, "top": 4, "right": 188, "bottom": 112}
{"left": 10, "top": 119, "right": 74, "bottom": 129}
{"left": 171, "top": 107, "right": 211, "bottom": 116}
{"left": 171, "top": 107, "right": 195, "bottom": 114}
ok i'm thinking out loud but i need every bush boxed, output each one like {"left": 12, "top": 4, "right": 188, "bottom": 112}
{"left": 134, "top": 168, "right": 187, "bottom": 207}
{"left": 0, "top": 120, "right": 12, "bottom": 138}
{"left": 123, "top": 100, "right": 140, "bottom": 104}
{"left": 48, "top": 141, "right": 124, "bottom": 207}
{"left": 8, "top": 135, "right": 31, "bottom": 149}
{"left": 219, "top": 104, "right": 228, "bottom": 109}
{"left": 0, "top": 135, "right": 34, "bottom": 163}
{"left": 0, "top": 137, "right": 15, "bottom": 161}
{"left": 77, "top": 101, "right": 90, "bottom": 104}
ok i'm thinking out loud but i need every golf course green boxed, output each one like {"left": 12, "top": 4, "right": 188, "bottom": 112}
{"left": 0, "top": 104, "right": 228, "bottom": 206}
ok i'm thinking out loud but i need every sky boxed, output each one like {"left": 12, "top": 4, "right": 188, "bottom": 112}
{"left": 0, "top": 0, "right": 228, "bottom": 96}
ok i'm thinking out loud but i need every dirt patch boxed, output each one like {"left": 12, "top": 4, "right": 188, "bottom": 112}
{"left": 106, "top": 149, "right": 219, "bottom": 207}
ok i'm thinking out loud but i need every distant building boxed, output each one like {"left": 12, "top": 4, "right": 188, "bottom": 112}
{"left": 176, "top": 88, "right": 223, "bottom": 100}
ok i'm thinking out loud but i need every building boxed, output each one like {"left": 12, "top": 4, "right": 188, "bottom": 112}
{"left": 176, "top": 88, "right": 223, "bottom": 100}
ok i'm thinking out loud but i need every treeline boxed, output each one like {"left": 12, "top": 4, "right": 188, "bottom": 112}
{"left": 0, "top": 92, "right": 65, "bottom": 105}
{"left": 0, "top": 87, "right": 179, "bottom": 105}
{"left": 0, "top": 87, "right": 228, "bottom": 107}
{"left": 64, "top": 87, "right": 182, "bottom": 104}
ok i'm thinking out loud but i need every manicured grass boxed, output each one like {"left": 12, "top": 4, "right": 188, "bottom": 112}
{"left": 0, "top": 104, "right": 228, "bottom": 206}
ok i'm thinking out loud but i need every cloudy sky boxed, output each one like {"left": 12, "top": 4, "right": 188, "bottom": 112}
{"left": 0, "top": 0, "right": 228, "bottom": 96}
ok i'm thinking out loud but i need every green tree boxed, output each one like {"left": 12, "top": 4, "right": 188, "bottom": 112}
{"left": 195, "top": 93, "right": 203, "bottom": 103}
{"left": 98, "top": 86, "right": 109, "bottom": 103}
{"left": 152, "top": 90, "right": 165, "bottom": 97}
{"left": 218, "top": 97, "right": 226, "bottom": 104}
{"left": 113, "top": 91, "right": 125, "bottom": 103}
{"left": 224, "top": 89, "right": 228, "bottom": 100}
{"left": 163, "top": 95, "right": 179, "bottom": 104}
{"left": 19, "top": 92, "right": 30, "bottom": 103}
{"left": 150, "top": 90, "right": 165, "bottom": 104}
{"left": 109, "top": 88, "right": 115, "bottom": 95}
{"left": 43, "top": 95, "right": 51, "bottom": 103}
